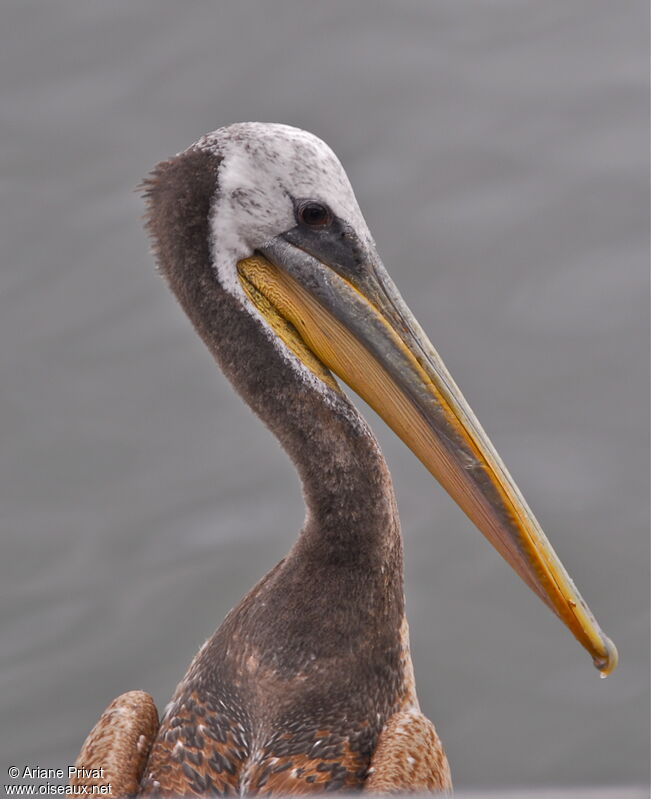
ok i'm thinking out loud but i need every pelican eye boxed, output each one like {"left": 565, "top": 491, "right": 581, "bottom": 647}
{"left": 296, "top": 200, "right": 333, "bottom": 228}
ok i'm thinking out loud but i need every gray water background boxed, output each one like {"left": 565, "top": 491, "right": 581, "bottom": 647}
{"left": 1, "top": 1, "right": 648, "bottom": 791}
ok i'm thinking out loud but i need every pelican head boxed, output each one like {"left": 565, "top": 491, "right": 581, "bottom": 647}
{"left": 148, "top": 122, "right": 617, "bottom": 675}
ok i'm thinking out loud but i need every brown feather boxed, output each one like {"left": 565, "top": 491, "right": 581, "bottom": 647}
{"left": 71, "top": 691, "right": 158, "bottom": 796}
{"left": 364, "top": 710, "right": 452, "bottom": 794}
{"left": 140, "top": 687, "right": 246, "bottom": 796}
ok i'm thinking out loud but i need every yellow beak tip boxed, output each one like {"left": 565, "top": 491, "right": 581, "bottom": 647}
{"left": 594, "top": 635, "right": 618, "bottom": 677}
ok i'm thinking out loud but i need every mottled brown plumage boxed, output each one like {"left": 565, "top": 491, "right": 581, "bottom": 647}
{"left": 366, "top": 711, "right": 452, "bottom": 794}
{"left": 71, "top": 691, "right": 158, "bottom": 796}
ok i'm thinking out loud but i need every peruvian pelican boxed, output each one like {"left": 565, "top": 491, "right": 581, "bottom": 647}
{"left": 71, "top": 123, "right": 617, "bottom": 796}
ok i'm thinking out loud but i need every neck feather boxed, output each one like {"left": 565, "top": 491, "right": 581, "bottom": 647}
{"left": 142, "top": 146, "right": 403, "bottom": 573}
